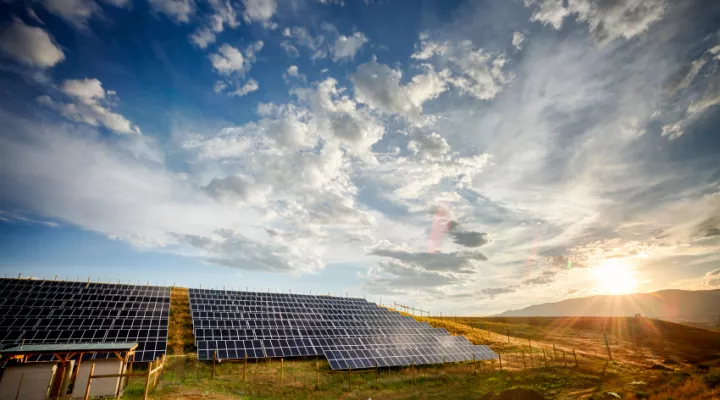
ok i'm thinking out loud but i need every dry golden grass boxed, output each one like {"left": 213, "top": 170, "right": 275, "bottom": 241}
{"left": 168, "top": 287, "right": 195, "bottom": 355}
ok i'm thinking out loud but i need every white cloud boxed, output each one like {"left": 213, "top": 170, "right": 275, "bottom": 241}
{"left": 189, "top": 0, "right": 239, "bottom": 48}
{"left": 524, "top": 0, "right": 569, "bottom": 29}
{"left": 688, "top": 90, "right": 720, "bottom": 115}
{"left": 282, "top": 25, "right": 368, "bottom": 63}
{"left": 332, "top": 32, "right": 367, "bottom": 61}
{"left": 407, "top": 132, "right": 451, "bottom": 160}
{"left": 209, "top": 41, "right": 263, "bottom": 97}
{"left": 351, "top": 57, "right": 448, "bottom": 121}
{"left": 242, "top": 0, "right": 276, "bottom": 26}
{"left": 512, "top": 31, "right": 525, "bottom": 50}
{"left": 660, "top": 123, "right": 682, "bottom": 140}
{"left": 524, "top": 0, "right": 666, "bottom": 43}
{"left": 148, "top": 0, "right": 195, "bottom": 23}
{"left": 229, "top": 78, "right": 259, "bottom": 97}
{"left": 101, "top": 0, "right": 131, "bottom": 6}
{"left": 190, "top": 27, "right": 216, "bottom": 49}
{"left": 38, "top": 78, "right": 141, "bottom": 134}
{"left": 412, "top": 35, "right": 509, "bottom": 100}
{"left": 0, "top": 20, "right": 65, "bottom": 69}
{"left": 40, "top": 0, "right": 101, "bottom": 29}
{"left": 209, "top": 44, "right": 246, "bottom": 73}
{"left": 283, "top": 65, "right": 306, "bottom": 82}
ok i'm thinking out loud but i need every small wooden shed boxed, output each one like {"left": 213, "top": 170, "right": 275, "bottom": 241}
{"left": 0, "top": 342, "right": 137, "bottom": 400}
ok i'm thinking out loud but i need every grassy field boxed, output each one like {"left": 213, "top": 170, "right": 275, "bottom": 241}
{"left": 119, "top": 311, "right": 720, "bottom": 399}
{"left": 135, "top": 294, "right": 720, "bottom": 399}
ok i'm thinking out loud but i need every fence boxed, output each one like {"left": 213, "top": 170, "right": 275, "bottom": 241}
{"left": 146, "top": 343, "right": 609, "bottom": 399}
{"left": 84, "top": 355, "right": 165, "bottom": 400}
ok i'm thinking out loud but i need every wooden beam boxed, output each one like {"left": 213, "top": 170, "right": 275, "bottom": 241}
{"left": 83, "top": 363, "right": 95, "bottom": 400}
{"left": 112, "top": 351, "right": 123, "bottom": 361}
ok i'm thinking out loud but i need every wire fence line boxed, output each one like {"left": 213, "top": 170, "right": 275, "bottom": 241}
{"left": 137, "top": 341, "right": 609, "bottom": 398}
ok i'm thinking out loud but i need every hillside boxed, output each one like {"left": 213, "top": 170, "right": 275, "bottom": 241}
{"left": 497, "top": 289, "right": 720, "bottom": 323}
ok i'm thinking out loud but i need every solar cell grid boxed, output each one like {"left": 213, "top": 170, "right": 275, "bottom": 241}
{"left": 188, "top": 288, "right": 498, "bottom": 370}
{"left": 0, "top": 278, "right": 170, "bottom": 362}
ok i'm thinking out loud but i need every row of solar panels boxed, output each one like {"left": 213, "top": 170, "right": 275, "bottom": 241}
{"left": 0, "top": 279, "right": 169, "bottom": 362}
{"left": 188, "top": 288, "right": 498, "bottom": 370}
{"left": 0, "top": 279, "right": 498, "bottom": 369}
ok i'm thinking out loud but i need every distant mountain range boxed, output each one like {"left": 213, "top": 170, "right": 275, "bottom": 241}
{"left": 496, "top": 289, "right": 720, "bottom": 323}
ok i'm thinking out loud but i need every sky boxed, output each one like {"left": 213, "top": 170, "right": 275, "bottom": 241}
{"left": 0, "top": 0, "right": 719, "bottom": 315}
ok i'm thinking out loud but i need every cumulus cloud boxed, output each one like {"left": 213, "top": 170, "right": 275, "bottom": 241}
{"left": 281, "top": 24, "right": 368, "bottom": 63}
{"left": 38, "top": 78, "right": 141, "bottom": 134}
{"left": 332, "top": 32, "right": 367, "bottom": 61}
{"left": 412, "top": 34, "right": 509, "bottom": 100}
{"left": 189, "top": 0, "right": 239, "bottom": 48}
{"left": 210, "top": 41, "right": 263, "bottom": 96}
{"left": 0, "top": 20, "right": 64, "bottom": 69}
{"left": 148, "top": 0, "right": 195, "bottom": 23}
{"left": 512, "top": 32, "right": 525, "bottom": 50}
{"left": 242, "top": 0, "right": 276, "bottom": 26}
{"left": 228, "top": 78, "right": 259, "bottom": 97}
{"left": 524, "top": 0, "right": 666, "bottom": 43}
{"left": 661, "top": 122, "right": 683, "bottom": 140}
{"left": 407, "top": 132, "right": 451, "bottom": 160}
{"left": 352, "top": 58, "right": 448, "bottom": 121}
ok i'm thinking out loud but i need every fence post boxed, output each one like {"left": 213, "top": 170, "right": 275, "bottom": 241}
{"left": 83, "top": 363, "right": 95, "bottom": 400}
{"left": 573, "top": 349, "right": 578, "bottom": 367}
{"left": 243, "top": 354, "right": 247, "bottom": 382}
{"left": 442, "top": 355, "right": 445, "bottom": 372}
{"left": 499, "top": 353, "right": 502, "bottom": 370}
{"left": 347, "top": 366, "right": 352, "bottom": 391}
{"left": 315, "top": 361, "right": 319, "bottom": 390}
{"left": 375, "top": 361, "right": 379, "bottom": 389}
{"left": 506, "top": 328, "right": 510, "bottom": 343}
{"left": 144, "top": 359, "right": 152, "bottom": 400}
{"left": 543, "top": 348, "right": 548, "bottom": 368}
{"left": 521, "top": 351, "right": 526, "bottom": 369}
{"left": 412, "top": 359, "right": 415, "bottom": 384}
{"left": 473, "top": 354, "right": 476, "bottom": 375}
{"left": 211, "top": 351, "right": 216, "bottom": 379}
{"left": 280, "top": 358, "right": 284, "bottom": 387}
{"left": 553, "top": 344, "right": 558, "bottom": 363}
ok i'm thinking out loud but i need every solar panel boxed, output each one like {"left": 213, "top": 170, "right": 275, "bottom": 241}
{"left": 0, "top": 278, "right": 170, "bottom": 362}
{"left": 188, "top": 288, "right": 498, "bottom": 370}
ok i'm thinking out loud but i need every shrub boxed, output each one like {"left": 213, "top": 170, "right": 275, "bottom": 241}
{"left": 703, "top": 372, "right": 720, "bottom": 389}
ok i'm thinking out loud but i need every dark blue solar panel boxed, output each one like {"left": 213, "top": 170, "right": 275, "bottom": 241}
{"left": 0, "top": 278, "right": 170, "bottom": 362}
{"left": 188, "top": 288, "right": 498, "bottom": 369}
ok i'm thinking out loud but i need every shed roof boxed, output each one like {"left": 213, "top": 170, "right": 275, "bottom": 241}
{"left": 0, "top": 342, "right": 138, "bottom": 355}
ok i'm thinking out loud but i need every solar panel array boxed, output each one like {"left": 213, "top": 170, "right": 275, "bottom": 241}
{"left": 0, "top": 278, "right": 170, "bottom": 362}
{"left": 189, "top": 289, "right": 497, "bottom": 370}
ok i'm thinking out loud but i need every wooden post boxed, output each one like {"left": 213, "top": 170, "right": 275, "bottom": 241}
{"left": 375, "top": 361, "right": 379, "bottom": 389}
{"left": 83, "top": 363, "right": 95, "bottom": 400}
{"left": 13, "top": 373, "right": 23, "bottom": 400}
{"left": 506, "top": 328, "right": 510, "bottom": 343}
{"left": 553, "top": 344, "right": 558, "bottom": 363}
{"left": 563, "top": 349, "right": 568, "bottom": 367}
{"left": 573, "top": 349, "right": 578, "bottom": 367}
{"left": 412, "top": 359, "right": 415, "bottom": 384}
{"left": 473, "top": 354, "right": 476, "bottom": 375}
{"left": 280, "top": 358, "right": 284, "bottom": 387}
{"left": 243, "top": 354, "right": 247, "bottom": 382}
{"left": 499, "top": 353, "right": 502, "bottom": 370}
{"left": 521, "top": 351, "right": 526, "bottom": 369}
{"left": 315, "top": 361, "right": 319, "bottom": 390}
{"left": 347, "top": 366, "right": 351, "bottom": 391}
{"left": 528, "top": 338, "right": 532, "bottom": 352}
{"left": 212, "top": 351, "right": 216, "bottom": 379}
{"left": 543, "top": 348, "right": 547, "bottom": 367}
{"left": 143, "top": 359, "right": 152, "bottom": 400}
{"left": 126, "top": 353, "right": 134, "bottom": 388}
{"left": 115, "top": 356, "right": 127, "bottom": 399}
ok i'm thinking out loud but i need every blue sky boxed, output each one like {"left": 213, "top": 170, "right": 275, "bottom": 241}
{"left": 0, "top": 0, "right": 719, "bottom": 315}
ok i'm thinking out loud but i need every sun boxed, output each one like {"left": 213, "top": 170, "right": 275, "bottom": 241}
{"left": 592, "top": 259, "right": 638, "bottom": 295}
